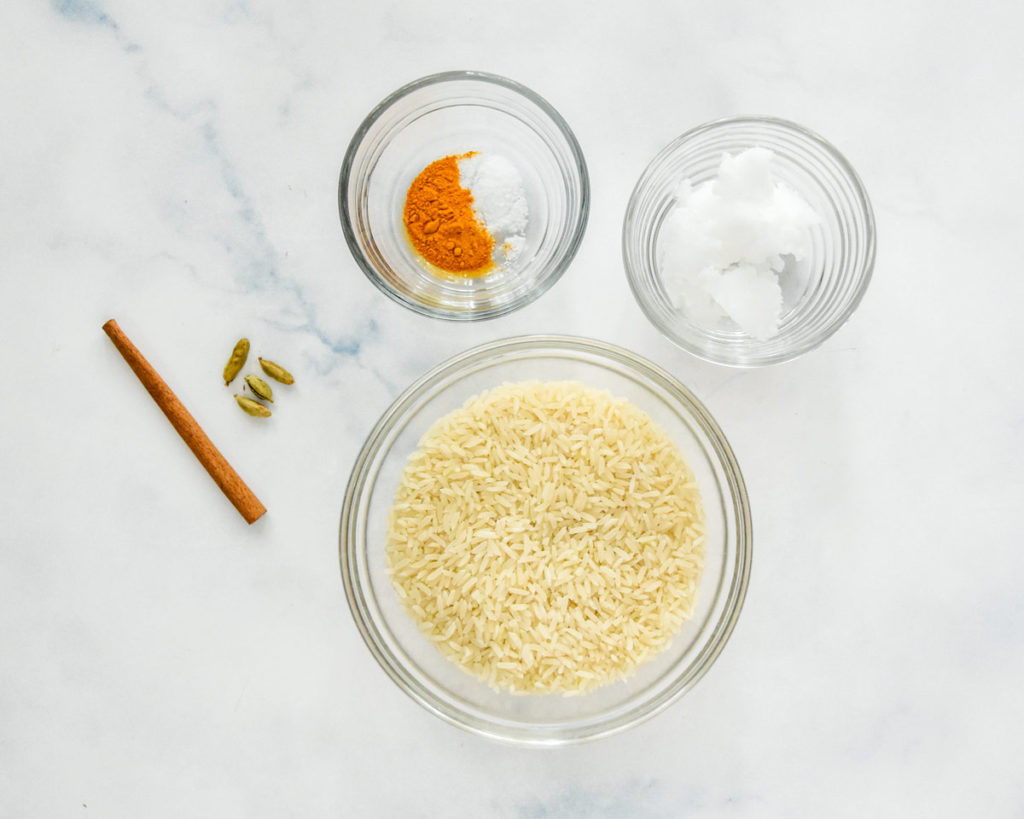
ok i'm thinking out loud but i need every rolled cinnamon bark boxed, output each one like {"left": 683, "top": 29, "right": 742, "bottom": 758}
{"left": 103, "top": 319, "right": 267, "bottom": 524}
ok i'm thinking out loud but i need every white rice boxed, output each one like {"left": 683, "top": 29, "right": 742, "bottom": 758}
{"left": 386, "top": 381, "right": 706, "bottom": 694}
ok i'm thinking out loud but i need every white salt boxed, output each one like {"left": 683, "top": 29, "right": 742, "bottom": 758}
{"left": 458, "top": 153, "right": 528, "bottom": 266}
{"left": 658, "top": 147, "right": 819, "bottom": 340}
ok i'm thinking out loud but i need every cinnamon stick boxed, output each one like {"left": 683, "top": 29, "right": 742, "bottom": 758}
{"left": 102, "top": 319, "right": 267, "bottom": 524}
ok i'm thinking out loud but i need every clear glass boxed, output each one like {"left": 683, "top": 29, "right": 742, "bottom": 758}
{"left": 339, "top": 336, "right": 752, "bottom": 745}
{"left": 339, "top": 71, "right": 589, "bottom": 321}
{"left": 623, "top": 117, "right": 876, "bottom": 366}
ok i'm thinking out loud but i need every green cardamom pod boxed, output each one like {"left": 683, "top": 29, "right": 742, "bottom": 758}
{"left": 223, "top": 338, "right": 250, "bottom": 385}
{"left": 235, "top": 394, "right": 271, "bottom": 417}
{"left": 258, "top": 357, "right": 295, "bottom": 385}
{"left": 244, "top": 374, "right": 274, "bottom": 402}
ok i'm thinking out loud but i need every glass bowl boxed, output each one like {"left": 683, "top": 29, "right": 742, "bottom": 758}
{"left": 623, "top": 117, "right": 875, "bottom": 366}
{"left": 339, "top": 336, "right": 752, "bottom": 745}
{"left": 339, "top": 71, "right": 589, "bottom": 321}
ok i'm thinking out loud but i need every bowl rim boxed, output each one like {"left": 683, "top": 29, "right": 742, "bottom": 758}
{"left": 339, "top": 334, "right": 753, "bottom": 745}
{"left": 338, "top": 70, "right": 591, "bottom": 322}
{"left": 622, "top": 115, "right": 877, "bottom": 367}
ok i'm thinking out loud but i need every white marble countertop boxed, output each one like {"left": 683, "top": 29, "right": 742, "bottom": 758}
{"left": 3, "top": 0, "right": 1023, "bottom": 816}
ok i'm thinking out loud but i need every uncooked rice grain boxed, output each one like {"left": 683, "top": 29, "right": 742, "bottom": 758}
{"left": 386, "top": 381, "right": 705, "bottom": 694}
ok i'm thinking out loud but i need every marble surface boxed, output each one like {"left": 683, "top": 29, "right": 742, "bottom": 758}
{"left": 2, "top": 0, "right": 1023, "bottom": 815}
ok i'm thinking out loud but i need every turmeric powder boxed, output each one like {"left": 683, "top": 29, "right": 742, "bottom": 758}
{"left": 403, "top": 153, "right": 494, "bottom": 276}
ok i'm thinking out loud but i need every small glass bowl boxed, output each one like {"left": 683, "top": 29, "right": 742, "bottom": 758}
{"left": 339, "top": 71, "right": 589, "bottom": 321}
{"left": 623, "top": 117, "right": 876, "bottom": 366}
{"left": 339, "top": 336, "right": 752, "bottom": 745}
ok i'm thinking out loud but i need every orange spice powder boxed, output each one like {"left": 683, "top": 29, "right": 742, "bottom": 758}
{"left": 403, "top": 153, "right": 494, "bottom": 276}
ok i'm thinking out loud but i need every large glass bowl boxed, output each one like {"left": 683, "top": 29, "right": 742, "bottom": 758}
{"left": 339, "top": 71, "right": 589, "bottom": 321}
{"left": 623, "top": 117, "right": 875, "bottom": 366}
{"left": 339, "top": 336, "right": 752, "bottom": 745}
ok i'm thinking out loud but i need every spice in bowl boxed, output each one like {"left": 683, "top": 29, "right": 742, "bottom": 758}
{"left": 403, "top": 152, "right": 527, "bottom": 277}
{"left": 659, "top": 147, "right": 820, "bottom": 340}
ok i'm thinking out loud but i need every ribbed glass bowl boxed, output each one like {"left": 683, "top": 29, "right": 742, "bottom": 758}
{"left": 623, "top": 117, "right": 875, "bottom": 366}
{"left": 340, "top": 336, "right": 752, "bottom": 745}
{"left": 339, "top": 71, "right": 589, "bottom": 321}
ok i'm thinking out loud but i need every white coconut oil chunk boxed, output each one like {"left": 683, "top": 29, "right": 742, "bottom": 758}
{"left": 658, "top": 147, "right": 820, "bottom": 340}
{"left": 458, "top": 153, "right": 529, "bottom": 266}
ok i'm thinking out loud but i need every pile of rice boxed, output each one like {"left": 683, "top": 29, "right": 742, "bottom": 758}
{"left": 386, "top": 381, "right": 705, "bottom": 694}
